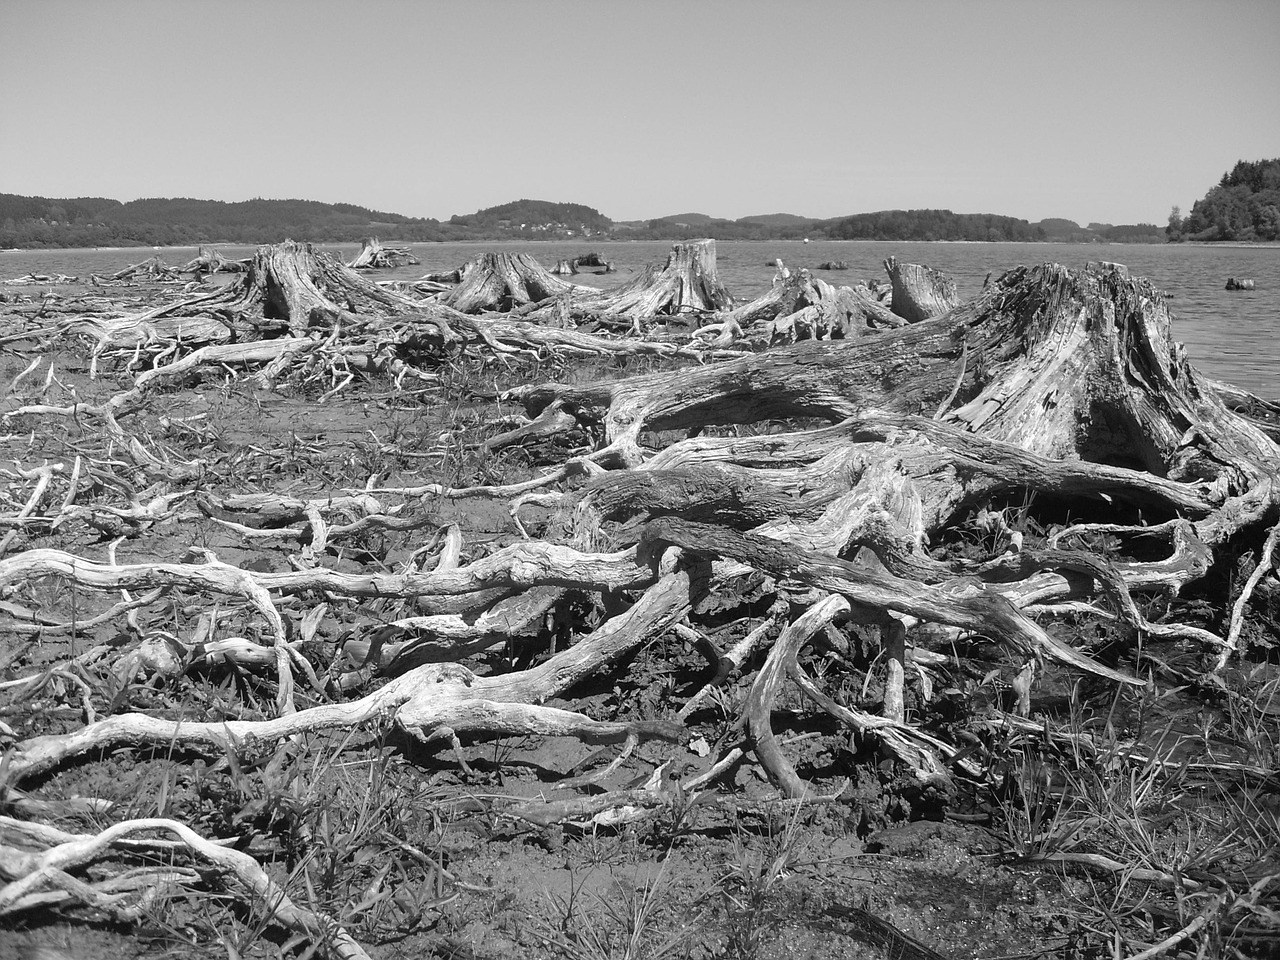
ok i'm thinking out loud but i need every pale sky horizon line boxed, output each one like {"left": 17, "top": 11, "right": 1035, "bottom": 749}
{"left": 4, "top": 0, "right": 1278, "bottom": 229}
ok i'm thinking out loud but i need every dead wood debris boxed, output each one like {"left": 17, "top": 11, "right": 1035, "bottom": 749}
{"left": 3, "top": 241, "right": 1279, "bottom": 956}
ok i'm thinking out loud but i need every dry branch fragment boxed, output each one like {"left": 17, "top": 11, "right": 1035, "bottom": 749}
{"left": 0, "top": 817, "right": 372, "bottom": 960}
{"left": 642, "top": 517, "right": 1139, "bottom": 684}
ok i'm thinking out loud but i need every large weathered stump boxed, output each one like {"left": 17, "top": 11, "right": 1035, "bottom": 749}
{"left": 441, "top": 252, "right": 585, "bottom": 313}
{"left": 884, "top": 256, "right": 961, "bottom": 322}
{"left": 581, "top": 238, "right": 733, "bottom": 323}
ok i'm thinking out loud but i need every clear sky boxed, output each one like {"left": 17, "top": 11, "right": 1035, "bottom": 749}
{"left": 3, "top": 0, "right": 1278, "bottom": 226}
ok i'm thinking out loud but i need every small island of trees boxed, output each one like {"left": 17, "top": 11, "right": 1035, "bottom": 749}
{"left": 1167, "top": 158, "right": 1280, "bottom": 242}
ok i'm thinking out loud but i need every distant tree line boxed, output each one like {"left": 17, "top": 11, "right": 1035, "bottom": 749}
{"left": 0, "top": 191, "right": 1171, "bottom": 249}
{"left": 448, "top": 199, "right": 613, "bottom": 236}
{"left": 1167, "top": 158, "right": 1280, "bottom": 242}
{"left": 822, "top": 209, "right": 1044, "bottom": 242}
{"left": 0, "top": 195, "right": 451, "bottom": 248}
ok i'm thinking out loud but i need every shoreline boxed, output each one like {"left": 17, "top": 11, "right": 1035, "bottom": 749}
{"left": 7, "top": 239, "right": 1280, "bottom": 255}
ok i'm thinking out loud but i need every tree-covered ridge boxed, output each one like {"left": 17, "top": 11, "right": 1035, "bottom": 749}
{"left": 447, "top": 199, "right": 612, "bottom": 235}
{"left": 0, "top": 194, "right": 447, "bottom": 248}
{"left": 1169, "top": 158, "right": 1280, "bottom": 242}
{"left": 0, "top": 190, "right": 1168, "bottom": 248}
{"left": 824, "top": 209, "right": 1044, "bottom": 242}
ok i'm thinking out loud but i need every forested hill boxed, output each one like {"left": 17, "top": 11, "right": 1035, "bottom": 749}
{"left": 824, "top": 210, "right": 1043, "bottom": 242}
{"left": 1, "top": 190, "right": 1161, "bottom": 248}
{"left": 1169, "top": 158, "right": 1280, "bottom": 242}
{"left": 0, "top": 195, "right": 447, "bottom": 247}
{"left": 447, "top": 200, "right": 612, "bottom": 234}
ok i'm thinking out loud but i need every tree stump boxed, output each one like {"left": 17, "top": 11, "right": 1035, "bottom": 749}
{"left": 347, "top": 237, "right": 420, "bottom": 270}
{"left": 577, "top": 239, "right": 733, "bottom": 326}
{"left": 884, "top": 256, "right": 961, "bottom": 322}
{"left": 441, "top": 252, "right": 586, "bottom": 313}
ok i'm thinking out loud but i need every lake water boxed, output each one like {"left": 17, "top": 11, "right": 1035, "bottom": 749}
{"left": 3, "top": 240, "right": 1276, "bottom": 394}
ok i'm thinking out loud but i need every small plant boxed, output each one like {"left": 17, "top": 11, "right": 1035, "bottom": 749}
{"left": 533, "top": 855, "right": 694, "bottom": 960}
{"left": 718, "top": 802, "right": 813, "bottom": 957}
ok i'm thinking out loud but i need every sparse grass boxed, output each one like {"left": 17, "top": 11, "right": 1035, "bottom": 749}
{"left": 533, "top": 854, "right": 698, "bottom": 960}
{"left": 994, "top": 682, "right": 1280, "bottom": 958}
{"left": 717, "top": 803, "right": 814, "bottom": 958}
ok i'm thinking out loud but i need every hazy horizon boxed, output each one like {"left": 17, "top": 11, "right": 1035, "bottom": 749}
{"left": 4, "top": 0, "right": 1278, "bottom": 227}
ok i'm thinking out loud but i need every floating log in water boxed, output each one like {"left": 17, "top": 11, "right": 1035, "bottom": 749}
{"left": 1226, "top": 277, "right": 1256, "bottom": 291}
{"left": 816, "top": 260, "right": 851, "bottom": 270}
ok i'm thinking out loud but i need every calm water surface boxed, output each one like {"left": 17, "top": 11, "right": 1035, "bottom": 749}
{"left": 3, "top": 240, "right": 1276, "bottom": 393}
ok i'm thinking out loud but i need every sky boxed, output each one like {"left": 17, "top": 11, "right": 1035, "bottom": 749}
{"left": 3, "top": 0, "right": 1278, "bottom": 226}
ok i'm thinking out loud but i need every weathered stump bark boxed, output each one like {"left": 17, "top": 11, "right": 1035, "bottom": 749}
{"left": 578, "top": 239, "right": 733, "bottom": 324}
{"left": 550, "top": 258, "right": 579, "bottom": 275}
{"left": 508, "top": 261, "right": 1279, "bottom": 500}
{"left": 714, "top": 270, "right": 900, "bottom": 343}
{"left": 441, "top": 252, "right": 586, "bottom": 313}
{"left": 884, "top": 256, "right": 961, "bottom": 322}
{"left": 75, "top": 240, "right": 425, "bottom": 349}
{"left": 572, "top": 252, "right": 615, "bottom": 273}
{"left": 228, "top": 240, "right": 422, "bottom": 333}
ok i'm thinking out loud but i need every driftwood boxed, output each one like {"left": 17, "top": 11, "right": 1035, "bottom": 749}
{"left": 5, "top": 246, "right": 1279, "bottom": 955}
{"left": 1226, "top": 277, "right": 1255, "bottom": 290}
{"left": 347, "top": 236, "right": 420, "bottom": 269}
{"left": 108, "top": 256, "right": 183, "bottom": 283}
{"left": 816, "top": 259, "right": 851, "bottom": 270}
{"left": 181, "top": 245, "right": 249, "bottom": 274}
{"left": 550, "top": 257, "right": 578, "bottom": 275}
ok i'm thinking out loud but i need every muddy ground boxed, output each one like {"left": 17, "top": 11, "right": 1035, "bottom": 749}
{"left": 1, "top": 270, "right": 1276, "bottom": 960}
